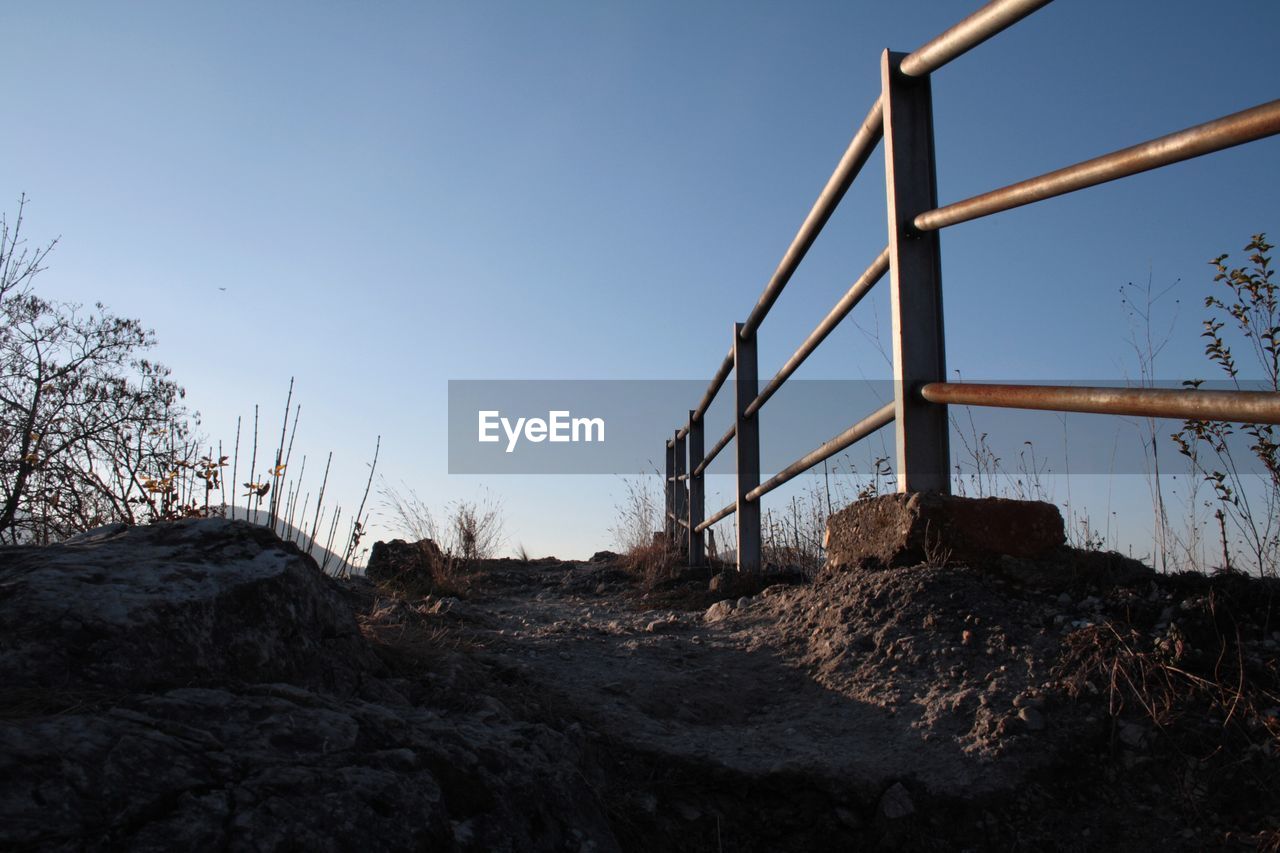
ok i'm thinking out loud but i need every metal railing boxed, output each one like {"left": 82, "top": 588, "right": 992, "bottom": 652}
{"left": 663, "top": 0, "right": 1280, "bottom": 571}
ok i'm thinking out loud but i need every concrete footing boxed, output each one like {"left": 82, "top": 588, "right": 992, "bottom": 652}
{"left": 824, "top": 493, "right": 1065, "bottom": 570}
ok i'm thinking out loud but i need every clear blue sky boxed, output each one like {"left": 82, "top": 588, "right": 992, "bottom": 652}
{"left": 2, "top": 1, "right": 1277, "bottom": 558}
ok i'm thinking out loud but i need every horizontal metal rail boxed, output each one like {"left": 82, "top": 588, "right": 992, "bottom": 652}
{"left": 738, "top": 97, "right": 884, "bottom": 342}
{"left": 693, "top": 422, "right": 736, "bottom": 476}
{"left": 920, "top": 382, "right": 1280, "bottom": 424}
{"left": 693, "top": 350, "right": 735, "bottom": 423}
{"left": 735, "top": 0, "right": 1052, "bottom": 342}
{"left": 900, "top": 0, "right": 1053, "bottom": 77}
{"left": 696, "top": 499, "right": 737, "bottom": 534}
{"left": 745, "top": 403, "right": 896, "bottom": 502}
{"left": 745, "top": 247, "right": 890, "bottom": 418}
{"left": 915, "top": 99, "right": 1280, "bottom": 232}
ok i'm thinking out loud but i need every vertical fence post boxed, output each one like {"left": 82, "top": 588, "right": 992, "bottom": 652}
{"left": 881, "top": 49, "right": 951, "bottom": 494}
{"left": 664, "top": 438, "right": 675, "bottom": 543}
{"left": 673, "top": 428, "right": 688, "bottom": 552}
{"left": 687, "top": 409, "right": 705, "bottom": 567}
{"left": 733, "top": 322, "right": 762, "bottom": 572}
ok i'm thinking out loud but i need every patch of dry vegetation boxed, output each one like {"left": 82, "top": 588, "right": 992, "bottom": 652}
{"left": 376, "top": 484, "right": 509, "bottom": 597}
{"left": 620, "top": 538, "right": 684, "bottom": 588}
{"left": 1053, "top": 570, "right": 1280, "bottom": 832}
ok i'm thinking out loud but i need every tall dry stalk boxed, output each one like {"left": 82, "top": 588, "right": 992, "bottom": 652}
{"left": 609, "top": 473, "right": 662, "bottom": 554}
{"left": 340, "top": 436, "right": 380, "bottom": 574}
{"left": 266, "top": 378, "right": 293, "bottom": 531}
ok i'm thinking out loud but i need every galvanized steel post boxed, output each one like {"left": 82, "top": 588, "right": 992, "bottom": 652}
{"left": 881, "top": 49, "right": 951, "bottom": 493}
{"left": 733, "top": 322, "right": 762, "bottom": 572}
{"left": 664, "top": 438, "right": 675, "bottom": 542}
{"left": 673, "top": 428, "right": 688, "bottom": 552}
{"left": 687, "top": 409, "right": 706, "bottom": 566}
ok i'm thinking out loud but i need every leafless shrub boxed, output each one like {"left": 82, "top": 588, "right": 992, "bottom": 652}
{"left": 0, "top": 198, "right": 378, "bottom": 577}
{"left": 0, "top": 196, "right": 207, "bottom": 542}
{"left": 1120, "top": 275, "right": 1182, "bottom": 573}
{"left": 379, "top": 482, "right": 506, "bottom": 590}
{"left": 1174, "top": 234, "right": 1279, "bottom": 576}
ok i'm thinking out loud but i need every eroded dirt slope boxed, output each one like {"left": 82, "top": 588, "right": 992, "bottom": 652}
{"left": 385, "top": 551, "right": 1279, "bottom": 851}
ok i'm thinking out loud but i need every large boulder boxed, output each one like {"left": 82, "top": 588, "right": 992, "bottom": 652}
{"left": 0, "top": 518, "right": 379, "bottom": 693}
{"left": 365, "top": 537, "right": 444, "bottom": 587}
{"left": 824, "top": 493, "right": 1065, "bottom": 570}
{"left": 0, "top": 519, "right": 619, "bottom": 852}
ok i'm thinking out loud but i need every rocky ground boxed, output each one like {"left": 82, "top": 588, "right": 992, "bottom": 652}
{"left": 2, "top": 518, "right": 1278, "bottom": 851}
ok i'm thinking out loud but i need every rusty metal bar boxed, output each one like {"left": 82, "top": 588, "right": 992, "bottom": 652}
{"left": 687, "top": 409, "right": 705, "bottom": 566}
{"left": 916, "top": 99, "right": 1280, "bottom": 232}
{"left": 674, "top": 516, "right": 690, "bottom": 530}
{"left": 883, "top": 50, "right": 951, "bottom": 493}
{"left": 739, "top": 98, "right": 885, "bottom": 341}
{"left": 900, "top": 0, "right": 1054, "bottom": 77}
{"left": 745, "top": 403, "right": 896, "bottom": 503}
{"left": 746, "top": 247, "right": 890, "bottom": 418}
{"left": 920, "top": 383, "right": 1280, "bottom": 424}
{"left": 696, "top": 499, "right": 737, "bottom": 534}
{"left": 734, "top": 0, "right": 1051, "bottom": 341}
{"left": 694, "top": 422, "right": 736, "bottom": 477}
{"left": 693, "top": 350, "right": 735, "bottom": 423}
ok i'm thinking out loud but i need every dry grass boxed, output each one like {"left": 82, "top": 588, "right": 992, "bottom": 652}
{"left": 398, "top": 555, "right": 477, "bottom": 600}
{"left": 1053, "top": 574, "right": 1280, "bottom": 827}
{"left": 376, "top": 483, "right": 509, "bottom": 597}
{"left": 609, "top": 474, "right": 662, "bottom": 556}
{"left": 621, "top": 538, "right": 683, "bottom": 589}
{"left": 355, "top": 593, "right": 488, "bottom": 666}
{"left": 1057, "top": 594, "right": 1279, "bottom": 743}
{"left": 380, "top": 483, "right": 506, "bottom": 562}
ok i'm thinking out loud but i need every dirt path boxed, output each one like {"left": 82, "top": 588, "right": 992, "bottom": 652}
{"left": 364, "top": 551, "right": 1278, "bottom": 850}
{"left": 451, "top": 561, "right": 1033, "bottom": 802}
